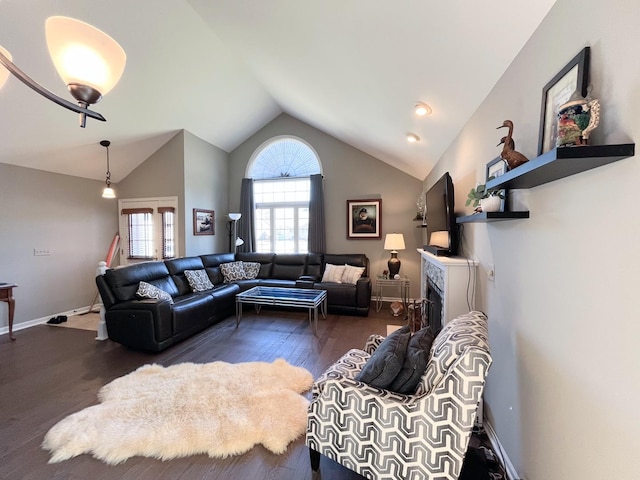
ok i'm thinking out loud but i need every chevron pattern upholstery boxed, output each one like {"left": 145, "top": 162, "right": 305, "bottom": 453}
{"left": 306, "top": 311, "right": 492, "bottom": 480}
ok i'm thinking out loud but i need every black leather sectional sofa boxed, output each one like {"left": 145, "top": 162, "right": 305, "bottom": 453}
{"left": 96, "top": 252, "right": 371, "bottom": 352}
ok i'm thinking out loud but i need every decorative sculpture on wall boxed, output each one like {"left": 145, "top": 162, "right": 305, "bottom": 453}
{"left": 496, "top": 120, "right": 529, "bottom": 170}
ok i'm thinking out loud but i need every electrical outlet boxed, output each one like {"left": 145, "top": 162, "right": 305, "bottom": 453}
{"left": 33, "top": 248, "right": 51, "bottom": 256}
{"left": 487, "top": 264, "right": 495, "bottom": 281}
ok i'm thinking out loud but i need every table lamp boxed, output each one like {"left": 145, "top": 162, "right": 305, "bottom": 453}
{"left": 384, "top": 233, "right": 406, "bottom": 277}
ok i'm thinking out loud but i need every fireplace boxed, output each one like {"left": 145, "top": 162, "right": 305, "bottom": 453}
{"left": 426, "top": 279, "right": 443, "bottom": 332}
{"left": 419, "top": 249, "right": 477, "bottom": 327}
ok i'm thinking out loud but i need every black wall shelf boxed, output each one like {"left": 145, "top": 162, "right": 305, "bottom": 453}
{"left": 486, "top": 143, "right": 634, "bottom": 191}
{"left": 457, "top": 211, "right": 530, "bottom": 224}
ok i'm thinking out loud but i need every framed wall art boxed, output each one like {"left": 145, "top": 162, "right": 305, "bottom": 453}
{"left": 486, "top": 157, "right": 508, "bottom": 212}
{"left": 538, "top": 46, "right": 590, "bottom": 155}
{"left": 347, "top": 199, "right": 381, "bottom": 239}
{"left": 193, "top": 208, "right": 214, "bottom": 235}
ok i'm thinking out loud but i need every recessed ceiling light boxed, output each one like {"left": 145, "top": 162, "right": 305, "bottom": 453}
{"left": 406, "top": 132, "right": 420, "bottom": 143}
{"left": 415, "top": 102, "right": 432, "bottom": 116}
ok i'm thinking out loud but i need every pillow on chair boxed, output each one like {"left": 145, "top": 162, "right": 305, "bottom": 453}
{"left": 321, "top": 264, "right": 346, "bottom": 283}
{"left": 356, "top": 325, "right": 411, "bottom": 389}
{"left": 388, "top": 326, "right": 436, "bottom": 394}
{"left": 184, "top": 269, "right": 214, "bottom": 292}
{"left": 136, "top": 281, "right": 174, "bottom": 304}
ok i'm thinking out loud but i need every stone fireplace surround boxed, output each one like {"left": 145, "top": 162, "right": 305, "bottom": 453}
{"left": 418, "top": 249, "right": 478, "bottom": 329}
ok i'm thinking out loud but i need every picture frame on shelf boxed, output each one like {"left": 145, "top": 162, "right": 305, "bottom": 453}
{"left": 538, "top": 46, "right": 590, "bottom": 156}
{"left": 347, "top": 199, "right": 382, "bottom": 239}
{"left": 193, "top": 208, "right": 215, "bottom": 235}
{"left": 486, "top": 157, "right": 508, "bottom": 212}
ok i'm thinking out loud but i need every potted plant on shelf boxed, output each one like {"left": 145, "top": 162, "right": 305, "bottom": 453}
{"left": 466, "top": 182, "right": 504, "bottom": 212}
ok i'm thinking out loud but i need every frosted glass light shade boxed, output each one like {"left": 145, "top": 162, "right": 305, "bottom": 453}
{"left": 102, "top": 186, "right": 116, "bottom": 199}
{"left": 228, "top": 213, "right": 242, "bottom": 221}
{"left": 45, "top": 16, "right": 126, "bottom": 98}
{"left": 384, "top": 233, "right": 406, "bottom": 251}
{"left": 0, "top": 46, "right": 12, "bottom": 89}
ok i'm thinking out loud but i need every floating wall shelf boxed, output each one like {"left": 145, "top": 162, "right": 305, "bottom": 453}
{"left": 456, "top": 211, "right": 530, "bottom": 224}
{"left": 486, "top": 143, "right": 635, "bottom": 191}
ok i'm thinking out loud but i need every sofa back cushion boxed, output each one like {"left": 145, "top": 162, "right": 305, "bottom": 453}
{"left": 323, "top": 254, "right": 368, "bottom": 278}
{"left": 271, "top": 254, "right": 307, "bottom": 280}
{"left": 236, "top": 252, "right": 275, "bottom": 278}
{"left": 200, "top": 253, "right": 235, "bottom": 285}
{"left": 165, "top": 257, "right": 206, "bottom": 296}
{"left": 104, "top": 261, "right": 178, "bottom": 303}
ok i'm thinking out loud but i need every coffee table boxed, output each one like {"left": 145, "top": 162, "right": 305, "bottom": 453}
{"left": 235, "top": 286, "right": 327, "bottom": 335}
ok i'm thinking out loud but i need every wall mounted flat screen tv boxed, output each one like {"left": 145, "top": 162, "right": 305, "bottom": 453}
{"left": 423, "top": 172, "right": 458, "bottom": 257}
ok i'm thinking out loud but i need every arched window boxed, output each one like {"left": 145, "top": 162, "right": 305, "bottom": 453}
{"left": 247, "top": 136, "right": 322, "bottom": 253}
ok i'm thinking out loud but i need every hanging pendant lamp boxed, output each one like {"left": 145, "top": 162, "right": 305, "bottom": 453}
{"left": 100, "top": 140, "right": 115, "bottom": 198}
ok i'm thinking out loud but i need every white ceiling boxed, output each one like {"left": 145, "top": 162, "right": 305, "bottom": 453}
{"left": 0, "top": 0, "right": 556, "bottom": 183}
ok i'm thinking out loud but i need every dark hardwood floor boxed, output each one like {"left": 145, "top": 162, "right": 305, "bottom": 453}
{"left": 0, "top": 305, "right": 403, "bottom": 480}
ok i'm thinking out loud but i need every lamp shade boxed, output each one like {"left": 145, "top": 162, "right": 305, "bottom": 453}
{"left": 227, "top": 213, "right": 242, "bottom": 221}
{"left": 45, "top": 16, "right": 126, "bottom": 97}
{"left": 384, "top": 233, "right": 405, "bottom": 251}
{"left": 102, "top": 186, "right": 115, "bottom": 199}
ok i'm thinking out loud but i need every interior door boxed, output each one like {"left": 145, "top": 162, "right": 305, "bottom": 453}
{"left": 118, "top": 197, "right": 178, "bottom": 266}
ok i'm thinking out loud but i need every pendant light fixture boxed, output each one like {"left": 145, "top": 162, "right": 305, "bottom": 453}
{"left": 0, "top": 16, "right": 126, "bottom": 127}
{"left": 100, "top": 140, "right": 115, "bottom": 199}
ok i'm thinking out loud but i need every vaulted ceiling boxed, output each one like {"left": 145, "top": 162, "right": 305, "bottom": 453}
{"left": 0, "top": 0, "right": 556, "bottom": 183}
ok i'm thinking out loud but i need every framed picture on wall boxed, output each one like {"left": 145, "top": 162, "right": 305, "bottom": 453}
{"left": 193, "top": 209, "right": 214, "bottom": 235}
{"left": 347, "top": 199, "right": 382, "bottom": 239}
{"left": 486, "top": 157, "right": 508, "bottom": 212}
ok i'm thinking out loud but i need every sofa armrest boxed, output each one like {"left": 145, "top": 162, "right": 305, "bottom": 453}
{"left": 355, "top": 276, "right": 371, "bottom": 308}
{"left": 106, "top": 299, "right": 174, "bottom": 350}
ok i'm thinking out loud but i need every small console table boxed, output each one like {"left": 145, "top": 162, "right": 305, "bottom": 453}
{"left": 0, "top": 283, "right": 17, "bottom": 341}
{"left": 375, "top": 277, "right": 410, "bottom": 314}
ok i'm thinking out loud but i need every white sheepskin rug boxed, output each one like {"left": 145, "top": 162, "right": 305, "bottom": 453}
{"left": 42, "top": 358, "right": 313, "bottom": 465}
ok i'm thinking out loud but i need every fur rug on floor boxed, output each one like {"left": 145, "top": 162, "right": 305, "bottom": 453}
{"left": 42, "top": 359, "right": 313, "bottom": 465}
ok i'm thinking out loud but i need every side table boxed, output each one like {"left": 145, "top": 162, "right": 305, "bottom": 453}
{"left": 0, "top": 283, "right": 17, "bottom": 341}
{"left": 375, "top": 277, "right": 410, "bottom": 314}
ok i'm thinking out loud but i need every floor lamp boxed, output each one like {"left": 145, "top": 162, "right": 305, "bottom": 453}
{"left": 227, "top": 213, "right": 242, "bottom": 253}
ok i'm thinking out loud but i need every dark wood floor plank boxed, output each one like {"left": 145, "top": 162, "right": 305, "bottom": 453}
{"left": 0, "top": 306, "right": 400, "bottom": 479}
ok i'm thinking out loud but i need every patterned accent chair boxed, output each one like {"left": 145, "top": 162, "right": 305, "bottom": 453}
{"left": 306, "top": 311, "right": 492, "bottom": 480}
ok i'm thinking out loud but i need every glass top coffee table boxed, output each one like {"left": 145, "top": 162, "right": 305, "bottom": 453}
{"left": 235, "top": 286, "right": 327, "bottom": 335}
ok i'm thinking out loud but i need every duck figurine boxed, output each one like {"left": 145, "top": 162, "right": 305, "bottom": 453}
{"left": 496, "top": 120, "right": 529, "bottom": 170}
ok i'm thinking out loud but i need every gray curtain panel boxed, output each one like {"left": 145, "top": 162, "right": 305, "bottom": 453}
{"left": 308, "top": 174, "right": 326, "bottom": 253}
{"left": 238, "top": 178, "right": 255, "bottom": 252}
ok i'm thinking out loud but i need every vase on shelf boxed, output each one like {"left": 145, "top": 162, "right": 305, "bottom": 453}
{"left": 480, "top": 195, "right": 502, "bottom": 213}
{"left": 557, "top": 88, "right": 600, "bottom": 147}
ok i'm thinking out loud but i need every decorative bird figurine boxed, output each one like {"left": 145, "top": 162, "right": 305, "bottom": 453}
{"left": 496, "top": 120, "right": 529, "bottom": 170}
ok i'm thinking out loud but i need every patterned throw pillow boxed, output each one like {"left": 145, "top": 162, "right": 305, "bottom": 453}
{"left": 220, "top": 261, "right": 247, "bottom": 283}
{"left": 341, "top": 264, "right": 365, "bottom": 285}
{"left": 136, "top": 281, "right": 174, "bottom": 304}
{"left": 243, "top": 262, "right": 261, "bottom": 280}
{"left": 184, "top": 269, "right": 214, "bottom": 292}
{"left": 321, "top": 263, "right": 346, "bottom": 283}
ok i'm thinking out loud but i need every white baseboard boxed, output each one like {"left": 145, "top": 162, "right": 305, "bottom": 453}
{"left": 484, "top": 419, "right": 520, "bottom": 480}
{"left": 0, "top": 304, "right": 102, "bottom": 337}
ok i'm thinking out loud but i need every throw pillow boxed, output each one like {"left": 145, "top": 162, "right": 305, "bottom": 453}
{"left": 242, "top": 262, "right": 261, "bottom": 280}
{"left": 355, "top": 325, "right": 411, "bottom": 389}
{"left": 220, "top": 261, "right": 246, "bottom": 283}
{"left": 184, "top": 269, "right": 214, "bottom": 292}
{"left": 321, "top": 263, "right": 346, "bottom": 283}
{"left": 388, "top": 326, "right": 436, "bottom": 394}
{"left": 341, "top": 264, "right": 365, "bottom": 285}
{"left": 136, "top": 281, "right": 173, "bottom": 304}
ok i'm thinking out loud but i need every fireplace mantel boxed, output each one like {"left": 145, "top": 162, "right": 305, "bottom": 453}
{"left": 417, "top": 249, "right": 478, "bottom": 327}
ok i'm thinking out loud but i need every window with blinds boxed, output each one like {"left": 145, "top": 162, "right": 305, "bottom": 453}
{"left": 122, "top": 208, "right": 154, "bottom": 259}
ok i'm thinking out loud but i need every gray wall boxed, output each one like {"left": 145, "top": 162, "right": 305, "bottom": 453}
{"left": 228, "top": 113, "right": 424, "bottom": 295}
{"left": 426, "top": 1, "right": 640, "bottom": 478}
{"left": 183, "top": 130, "right": 229, "bottom": 255}
{"left": 117, "top": 130, "right": 229, "bottom": 257}
{"left": 0, "top": 163, "right": 117, "bottom": 330}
